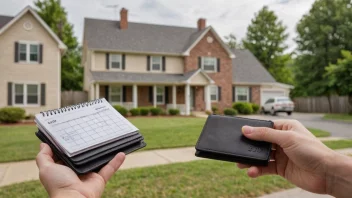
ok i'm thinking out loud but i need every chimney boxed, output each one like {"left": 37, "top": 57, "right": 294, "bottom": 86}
{"left": 120, "top": 8, "right": 128, "bottom": 29}
{"left": 197, "top": 18, "right": 206, "bottom": 30}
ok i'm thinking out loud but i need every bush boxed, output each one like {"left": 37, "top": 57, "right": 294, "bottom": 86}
{"left": 140, "top": 108, "right": 150, "bottom": 116}
{"left": 212, "top": 106, "right": 218, "bottom": 114}
{"left": 160, "top": 110, "right": 167, "bottom": 116}
{"left": 0, "top": 107, "right": 25, "bottom": 123}
{"left": 233, "top": 102, "right": 253, "bottom": 115}
{"left": 150, "top": 107, "right": 162, "bottom": 116}
{"left": 24, "top": 114, "right": 35, "bottom": 120}
{"left": 129, "top": 108, "right": 140, "bottom": 116}
{"left": 224, "top": 108, "right": 237, "bottom": 116}
{"left": 113, "top": 105, "right": 128, "bottom": 117}
{"left": 169, "top": 109, "right": 180, "bottom": 116}
{"left": 205, "top": 110, "right": 212, "bottom": 115}
{"left": 251, "top": 103, "right": 260, "bottom": 113}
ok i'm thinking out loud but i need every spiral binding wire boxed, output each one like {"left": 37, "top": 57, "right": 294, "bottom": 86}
{"left": 40, "top": 98, "right": 103, "bottom": 117}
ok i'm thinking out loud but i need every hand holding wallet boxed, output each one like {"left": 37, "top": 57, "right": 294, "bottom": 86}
{"left": 195, "top": 115, "right": 273, "bottom": 166}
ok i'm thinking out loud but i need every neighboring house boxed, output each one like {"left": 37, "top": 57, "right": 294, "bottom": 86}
{"left": 82, "top": 8, "right": 292, "bottom": 115}
{"left": 0, "top": 6, "right": 67, "bottom": 115}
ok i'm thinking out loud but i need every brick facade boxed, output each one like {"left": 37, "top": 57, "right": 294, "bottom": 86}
{"left": 184, "top": 31, "right": 233, "bottom": 112}
{"left": 250, "top": 86, "right": 261, "bottom": 105}
{"left": 194, "top": 86, "right": 205, "bottom": 111}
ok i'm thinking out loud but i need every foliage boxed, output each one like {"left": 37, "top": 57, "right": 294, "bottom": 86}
{"left": 233, "top": 102, "right": 253, "bottom": 115}
{"left": 113, "top": 105, "right": 128, "bottom": 117}
{"left": 293, "top": 0, "right": 352, "bottom": 97}
{"left": 251, "top": 103, "right": 260, "bottom": 113}
{"left": 168, "top": 109, "right": 180, "bottom": 116}
{"left": 205, "top": 110, "right": 212, "bottom": 115}
{"left": 211, "top": 106, "right": 218, "bottom": 114}
{"left": 24, "top": 114, "right": 35, "bottom": 120}
{"left": 223, "top": 108, "right": 237, "bottom": 116}
{"left": 129, "top": 108, "right": 140, "bottom": 116}
{"left": 34, "top": 0, "right": 83, "bottom": 91}
{"left": 224, "top": 34, "right": 243, "bottom": 49}
{"left": 0, "top": 107, "right": 25, "bottom": 123}
{"left": 140, "top": 108, "right": 150, "bottom": 116}
{"left": 150, "top": 107, "right": 162, "bottom": 116}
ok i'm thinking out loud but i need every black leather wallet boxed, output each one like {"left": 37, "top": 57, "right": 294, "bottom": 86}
{"left": 195, "top": 115, "right": 273, "bottom": 166}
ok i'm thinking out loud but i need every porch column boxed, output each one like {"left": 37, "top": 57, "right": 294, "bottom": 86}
{"left": 133, "top": 84, "right": 138, "bottom": 108}
{"left": 95, "top": 83, "right": 100, "bottom": 99}
{"left": 205, "top": 85, "right": 211, "bottom": 111}
{"left": 172, "top": 85, "right": 177, "bottom": 109}
{"left": 185, "top": 84, "right": 190, "bottom": 115}
{"left": 153, "top": 85, "right": 157, "bottom": 107}
{"left": 90, "top": 84, "right": 95, "bottom": 100}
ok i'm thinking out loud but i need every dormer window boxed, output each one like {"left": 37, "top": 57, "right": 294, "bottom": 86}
{"left": 151, "top": 56, "right": 162, "bottom": 71}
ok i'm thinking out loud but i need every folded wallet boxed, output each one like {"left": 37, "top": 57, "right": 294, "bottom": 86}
{"left": 195, "top": 115, "right": 273, "bottom": 166}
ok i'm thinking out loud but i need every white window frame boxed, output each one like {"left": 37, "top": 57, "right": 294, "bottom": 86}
{"left": 210, "top": 85, "right": 218, "bottom": 102}
{"left": 109, "top": 54, "right": 122, "bottom": 70}
{"left": 235, "top": 86, "right": 249, "bottom": 102}
{"left": 12, "top": 82, "right": 40, "bottom": 106}
{"left": 201, "top": 57, "right": 217, "bottom": 72}
{"left": 151, "top": 56, "right": 162, "bottom": 72}
{"left": 18, "top": 41, "right": 40, "bottom": 64}
{"left": 109, "top": 86, "right": 123, "bottom": 105}
{"left": 156, "top": 86, "right": 165, "bottom": 104}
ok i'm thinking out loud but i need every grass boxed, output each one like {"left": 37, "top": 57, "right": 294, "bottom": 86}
{"left": 307, "top": 128, "right": 331, "bottom": 137}
{"left": 323, "top": 140, "right": 352, "bottom": 150}
{"left": 323, "top": 114, "right": 352, "bottom": 122}
{"left": 0, "top": 160, "right": 293, "bottom": 198}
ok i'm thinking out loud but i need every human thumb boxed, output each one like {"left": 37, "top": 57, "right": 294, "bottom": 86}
{"left": 242, "top": 126, "right": 293, "bottom": 147}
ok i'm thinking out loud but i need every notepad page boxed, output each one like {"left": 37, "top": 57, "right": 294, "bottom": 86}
{"left": 35, "top": 98, "right": 138, "bottom": 157}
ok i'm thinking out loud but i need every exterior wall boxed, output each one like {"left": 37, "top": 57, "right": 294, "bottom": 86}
{"left": 194, "top": 86, "right": 205, "bottom": 111}
{"left": 92, "top": 52, "right": 184, "bottom": 74}
{"left": 251, "top": 86, "right": 261, "bottom": 105}
{"left": 184, "top": 31, "right": 232, "bottom": 112}
{"left": 138, "top": 86, "right": 152, "bottom": 107}
{"left": 176, "top": 86, "right": 185, "bottom": 104}
{"left": 0, "top": 12, "right": 61, "bottom": 114}
{"left": 125, "top": 86, "right": 132, "bottom": 102}
{"left": 189, "top": 73, "right": 208, "bottom": 85}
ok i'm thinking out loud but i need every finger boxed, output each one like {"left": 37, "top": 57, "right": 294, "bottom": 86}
{"left": 98, "top": 152, "right": 125, "bottom": 183}
{"left": 247, "top": 163, "right": 278, "bottom": 178}
{"left": 242, "top": 126, "right": 295, "bottom": 148}
{"left": 36, "top": 143, "right": 55, "bottom": 169}
{"left": 237, "top": 163, "right": 251, "bottom": 169}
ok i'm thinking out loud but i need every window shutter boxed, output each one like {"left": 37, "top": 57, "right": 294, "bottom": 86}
{"left": 233, "top": 87, "right": 236, "bottom": 102}
{"left": 7, "top": 82, "right": 12, "bottom": 106}
{"left": 39, "top": 44, "right": 43, "bottom": 64}
{"left": 218, "top": 86, "right": 222, "bottom": 101}
{"left": 165, "top": 87, "right": 169, "bottom": 104}
{"left": 40, "top": 83, "right": 46, "bottom": 106}
{"left": 148, "top": 86, "right": 153, "bottom": 103}
{"left": 249, "top": 87, "right": 252, "bottom": 102}
{"left": 147, "top": 56, "right": 151, "bottom": 71}
{"left": 122, "top": 54, "right": 126, "bottom": 70}
{"left": 162, "top": 56, "right": 166, "bottom": 71}
{"left": 106, "top": 53, "right": 110, "bottom": 70}
{"left": 14, "top": 42, "right": 19, "bottom": 63}
{"left": 198, "top": 57, "right": 202, "bottom": 69}
{"left": 122, "top": 86, "right": 127, "bottom": 102}
{"left": 105, "top": 85, "right": 109, "bottom": 101}
{"left": 217, "top": 58, "right": 220, "bottom": 72}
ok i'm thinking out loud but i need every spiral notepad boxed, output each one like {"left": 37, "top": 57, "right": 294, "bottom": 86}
{"left": 35, "top": 98, "right": 139, "bottom": 157}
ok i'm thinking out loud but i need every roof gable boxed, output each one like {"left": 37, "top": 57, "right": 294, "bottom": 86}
{"left": 0, "top": 15, "right": 13, "bottom": 29}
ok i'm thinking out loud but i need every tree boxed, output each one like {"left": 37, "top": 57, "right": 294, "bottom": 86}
{"left": 242, "top": 6, "right": 291, "bottom": 84}
{"left": 35, "top": 0, "right": 83, "bottom": 91}
{"left": 224, "top": 34, "right": 243, "bottom": 49}
{"left": 294, "top": 0, "right": 352, "bottom": 98}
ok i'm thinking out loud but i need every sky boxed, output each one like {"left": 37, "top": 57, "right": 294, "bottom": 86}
{"left": 0, "top": 0, "right": 316, "bottom": 51}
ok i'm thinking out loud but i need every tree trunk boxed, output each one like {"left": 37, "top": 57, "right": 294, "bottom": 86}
{"left": 327, "top": 95, "right": 332, "bottom": 113}
{"left": 348, "top": 94, "right": 352, "bottom": 115}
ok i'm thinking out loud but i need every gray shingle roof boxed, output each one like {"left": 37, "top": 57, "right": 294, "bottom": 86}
{"left": 90, "top": 70, "right": 199, "bottom": 83}
{"left": 84, "top": 18, "right": 209, "bottom": 54}
{"left": 232, "top": 49, "right": 276, "bottom": 83}
{"left": 0, "top": 15, "right": 13, "bottom": 29}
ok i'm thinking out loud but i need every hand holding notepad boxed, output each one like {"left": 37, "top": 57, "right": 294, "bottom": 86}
{"left": 35, "top": 98, "right": 146, "bottom": 174}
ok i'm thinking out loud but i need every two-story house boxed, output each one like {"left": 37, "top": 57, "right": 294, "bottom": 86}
{"left": 0, "top": 6, "right": 66, "bottom": 115}
{"left": 83, "top": 8, "right": 292, "bottom": 115}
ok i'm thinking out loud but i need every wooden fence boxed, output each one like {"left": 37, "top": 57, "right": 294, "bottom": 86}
{"left": 294, "top": 96, "right": 351, "bottom": 114}
{"left": 61, "top": 91, "right": 88, "bottom": 107}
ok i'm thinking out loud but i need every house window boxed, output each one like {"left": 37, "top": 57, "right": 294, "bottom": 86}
{"left": 156, "top": 86, "right": 164, "bottom": 104}
{"left": 110, "top": 54, "right": 122, "bottom": 69}
{"left": 210, "top": 85, "right": 218, "bottom": 101}
{"left": 18, "top": 42, "right": 39, "bottom": 63}
{"left": 110, "top": 86, "right": 122, "bottom": 104}
{"left": 202, "top": 57, "right": 216, "bottom": 72}
{"left": 236, "top": 87, "right": 249, "bottom": 102}
{"left": 13, "top": 83, "right": 39, "bottom": 105}
{"left": 151, "top": 56, "right": 162, "bottom": 71}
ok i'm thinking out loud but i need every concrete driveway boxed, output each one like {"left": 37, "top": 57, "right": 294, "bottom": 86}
{"left": 242, "top": 112, "right": 352, "bottom": 138}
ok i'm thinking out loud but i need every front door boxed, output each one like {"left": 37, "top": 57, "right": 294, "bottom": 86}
{"left": 190, "top": 87, "right": 195, "bottom": 110}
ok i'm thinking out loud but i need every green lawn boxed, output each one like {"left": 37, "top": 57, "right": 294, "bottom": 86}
{"left": 323, "top": 140, "right": 352, "bottom": 150}
{"left": 323, "top": 114, "right": 352, "bottom": 122}
{"left": 307, "top": 128, "right": 331, "bottom": 137}
{"left": 0, "top": 160, "right": 293, "bottom": 198}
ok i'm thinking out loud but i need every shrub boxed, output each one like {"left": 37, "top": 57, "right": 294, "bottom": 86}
{"left": 0, "top": 107, "right": 25, "bottom": 123}
{"left": 233, "top": 102, "right": 253, "bottom": 115}
{"left": 24, "top": 114, "right": 35, "bottom": 120}
{"left": 169, "top": 109, "right": 180, "bottom": 116}
{"left": 251, "top": 103, "right": 260, "bottom": 113}
{"left": 140, "top": 108, "right": 150, "bottom": 116}
{"left": 205, "top": 110, "right": 212, "bottom": 115}
{"left": 113, "top": 105, "right": 128, "bottom": 117}
{"left": 224, "top": 108, "right": 237, "bottom": 116}
{"left": 212, "top": 106, "right": 218, "bottom": 114}
{"left": 129, "top": 108, "right": 140, "bottom": 116}
{"left": 160, "top": 110, "right": 167, "bottom": 116}
{"left": 150, "top": 107, "right": 162, "bottom": 116}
